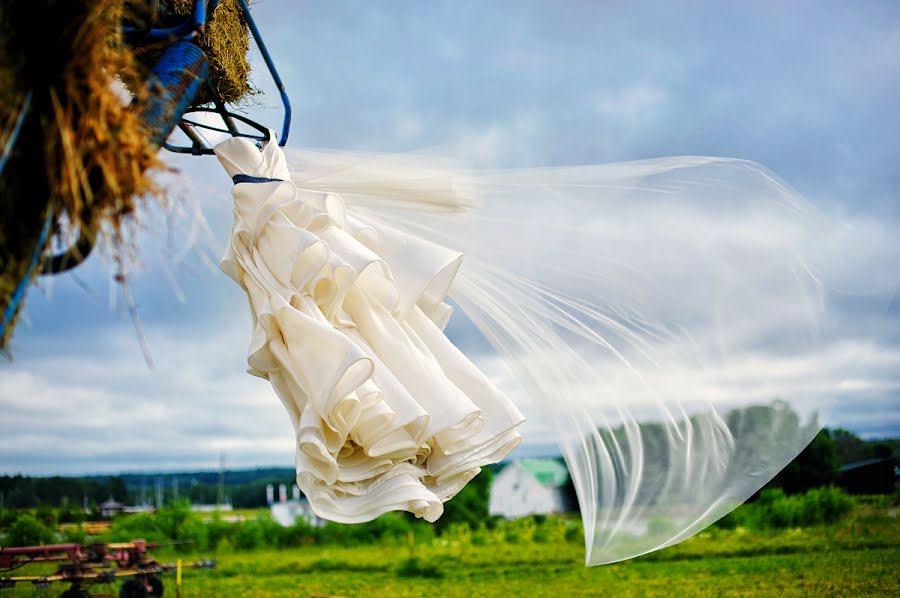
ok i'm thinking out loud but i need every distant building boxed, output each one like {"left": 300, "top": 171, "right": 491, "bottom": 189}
{"left": 99, "top": 498, "right": 125, "bottom": 518}
{"left": 838, "top": 456, "right": 897, "bottom": 494}
{"left": 489, "top": 458, "right": 577, "bottom": 519}
{"left": 122, "top": 505, "right": 155, "bottom": 514}
{"left": 190, "top": 503, "right": 234, "bottom": 513}
{"left": 267, "top": 484, "right": 325, "bottom": 527}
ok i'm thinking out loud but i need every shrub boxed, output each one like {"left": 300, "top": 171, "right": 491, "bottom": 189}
{"left": 104, "top": 512, "right": 164, "bottom": 543}
{"left": 155, "top": 500, "right": 208, "bottom": 552}
{"left": 716, "top": 486, "right": 856, "bottom": 530}
{"left": 800, "top": 486, "right": 855, "bottom": 524}
{"left": 280, "top": 518, "right": 320, "bottom": 547}
{"left": 233, "top": 513, "right": 283, "bottom": 550}
{"left": 61, "top": 524, "right": 88, "bottom": 544}
{"left": 205, "top": 514, "right": 235, "bottom": 551}
{"left": 6, "top": 513, "right": 55, "bottom": 546}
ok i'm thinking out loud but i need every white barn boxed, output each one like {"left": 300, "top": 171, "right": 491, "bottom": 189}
{"left": 489, "top": 458, "right": 574, "bottom": 519}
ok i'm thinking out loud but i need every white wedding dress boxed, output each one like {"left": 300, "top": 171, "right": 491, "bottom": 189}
{"left": 215, "top": 137, "right": 524, "bottom": 524}
{"left": 216, "top": 135, "right": 898, "bottom": 564}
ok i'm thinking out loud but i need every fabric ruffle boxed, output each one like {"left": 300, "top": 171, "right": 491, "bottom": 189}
{"left": 216, "top": 137, "right": 524, "bottom": 523}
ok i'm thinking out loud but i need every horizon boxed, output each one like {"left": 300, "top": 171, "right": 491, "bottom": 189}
{"left": 3, "top": 434, "right": 898, "bottom": 478}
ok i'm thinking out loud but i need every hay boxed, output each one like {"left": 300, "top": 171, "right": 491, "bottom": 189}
{"left": 0, "top": 0, "right": 160, "bottom": 347}
{"left": 130, "top": 0, "right": 253, "bottom": 105}
{"left": 0, "top": 0, "right": 256, "bottom": 348}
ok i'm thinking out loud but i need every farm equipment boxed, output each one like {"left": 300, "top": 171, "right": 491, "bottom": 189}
{"left": 0, "top": 540, "right": 215, "bottom": 597}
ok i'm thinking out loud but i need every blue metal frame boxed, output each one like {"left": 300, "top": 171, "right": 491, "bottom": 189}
{"left": 123, "top": 0, "right": 219, "bottom": 45}
{"left": 163, "top": 0, "right": 292, "bottom": 154}
{"left": 0, "top": 90, "right": 32, "bottom": 177}
{"left": 0, "top": 0, "right": 292, "bottom": 333}
{"left": 1, "top": 210, "right": 52, "bottom": 338}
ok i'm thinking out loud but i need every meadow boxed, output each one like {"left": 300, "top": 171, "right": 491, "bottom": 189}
{"left": 2, "top": 491, "right": 898, "bottom": 597}
{"left": 178, "top": 520, "right": 899, "bottom": 597}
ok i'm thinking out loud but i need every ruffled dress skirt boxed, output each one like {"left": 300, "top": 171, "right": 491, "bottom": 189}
{"left": 215, "top": 137, "right": 524, "bottom": 523}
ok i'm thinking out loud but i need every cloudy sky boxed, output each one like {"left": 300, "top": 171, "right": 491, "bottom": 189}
{"left": 2, "top": 0, "right": 898, "bottom": 475}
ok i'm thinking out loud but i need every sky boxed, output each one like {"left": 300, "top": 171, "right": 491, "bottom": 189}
{"left": 1, "top": 0, "right": 898, "bottom": 475}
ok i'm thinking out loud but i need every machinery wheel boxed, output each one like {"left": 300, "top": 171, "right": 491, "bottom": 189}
{"left": 120, "top": 578, "right": 148, "bottom": 598}
{"left": 59, "top": 587, "right": 90, "bottom": 598}
{"left": 148, "top": 575, "right": 164, "bottom": 597}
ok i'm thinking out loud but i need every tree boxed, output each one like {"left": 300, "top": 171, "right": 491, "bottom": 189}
{"left": 831, "top": 428, "right": 868, "bottom": 465}
{"left": 770, "top": 429, "right": 840, "bottom": 494}
{"left": 437, "top": 467, "right": 494, "bottom": 530}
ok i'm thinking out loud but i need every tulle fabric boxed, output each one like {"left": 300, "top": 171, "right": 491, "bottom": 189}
{"left": 215, "top": 137, "right": 524, "bottom": 524}
{"left": 283, "top": 145, "right": 898, "bottom": 564}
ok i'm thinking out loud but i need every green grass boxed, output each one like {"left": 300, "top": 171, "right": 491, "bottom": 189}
{"left": 4, "top": 507, "right": 898, "bottom": 597}
{"left": 187, "top": 517, "right": 900, "bottom": 597}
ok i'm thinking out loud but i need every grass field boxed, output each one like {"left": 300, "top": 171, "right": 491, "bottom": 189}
{"left": 185, "top": 514, "right": 900, "bottom": 598}
{"left": 6, "top": 505, "right": 897, "bottom": 597}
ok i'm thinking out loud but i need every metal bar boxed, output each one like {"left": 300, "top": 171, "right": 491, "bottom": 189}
{"left": 1, "top": 561, "right": 215, "bottom": 585}
{"left": 39, "top": 230, "right": 94, "bottom": 275}
{"left": 1, "top": 209, "right": 52, "bottom": 337}
{"left": 214, "top": 98, "right": 240, "bottom": 136}
{"left": 178, "top": 121, "right": 207, "bottom": 154}
{"left": 0, "top": 90, "right": 32, "bottom": 176}
{"left": 124, "top": 0, "right": 216, "bottom": 44}
{"left": 164, "top": 108, "right": 270, "bottom": 154}
{"left": 238, "top": 0, "right": 291, "bottom": 146}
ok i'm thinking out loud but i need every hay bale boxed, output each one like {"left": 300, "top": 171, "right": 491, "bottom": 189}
{"left": 0, "top": 0, "right": 161, "bottom": 347}
{"left": 130, "top": 0, "right": 254, "bottom": 105}
{"left": 0, "top": 0, "right": 256, "bottom": 347}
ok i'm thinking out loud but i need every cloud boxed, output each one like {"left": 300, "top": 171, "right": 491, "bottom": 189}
{"left": 2, "top": 0, "right": 898, "bottom": 474}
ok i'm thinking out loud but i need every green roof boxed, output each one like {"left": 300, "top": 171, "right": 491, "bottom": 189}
{"left": 518, "top": 458, "right": 570, "bottom": 488}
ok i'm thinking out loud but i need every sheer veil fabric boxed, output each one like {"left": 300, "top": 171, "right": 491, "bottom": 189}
{"left": 217, "top": 136, "right": 898, "bottom": 564}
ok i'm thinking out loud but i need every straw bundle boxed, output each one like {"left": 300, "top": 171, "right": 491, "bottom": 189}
{"left": 0, "top": 0, "right": 253, "bottom": 347}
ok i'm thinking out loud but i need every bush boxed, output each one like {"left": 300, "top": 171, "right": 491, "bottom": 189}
{"left": 233, "top": 513, "right": 283, "bottom": 550}
{"left": 6, "top": 513, "right": 55, "bottom": 546}
{"left": 280, "top": 518, "right": 320, "bottom": 547}
{"left": 206, "top": 514, "right": 236, "bottom": 551}
{"left": 717, "top": 487, "right": 856, "bottom": 530}
{"left": 104, "top": 512, "right": 165, "bottom": 543}
{"left": 61, "top": 524, "right": 88, "bottom": 544}
{"left": 58, "top": 507, "right": 86, "bottom": 525}
{"left": 800, "top": 486, "right": 855, "bottom": 524}
{"left": 156, "top": 500, "right": 208, "bottom": 552}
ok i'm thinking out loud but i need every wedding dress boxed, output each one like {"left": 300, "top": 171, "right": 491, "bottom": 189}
{"left": 216, "top": 135, "right": 898, "bottom": 564}
{"left": 216, "top": 137, "right": 524, "bottom": 524}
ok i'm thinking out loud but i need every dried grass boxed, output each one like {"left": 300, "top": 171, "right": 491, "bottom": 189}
{"left": 0, "top": 0, "right": 160, "bottom": 347}
{"left": 129, "top": 0, "right": 253, "bottom": 105}
{"left": 0, "top": 0, "right": 255, "bottom": 347}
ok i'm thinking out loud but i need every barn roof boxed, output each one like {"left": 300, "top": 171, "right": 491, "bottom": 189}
{"left": 839, "top": 455, "right": 896, "bottom": 472}
{"left": 518, "top": 458, "right": 570, "bottom": 488}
